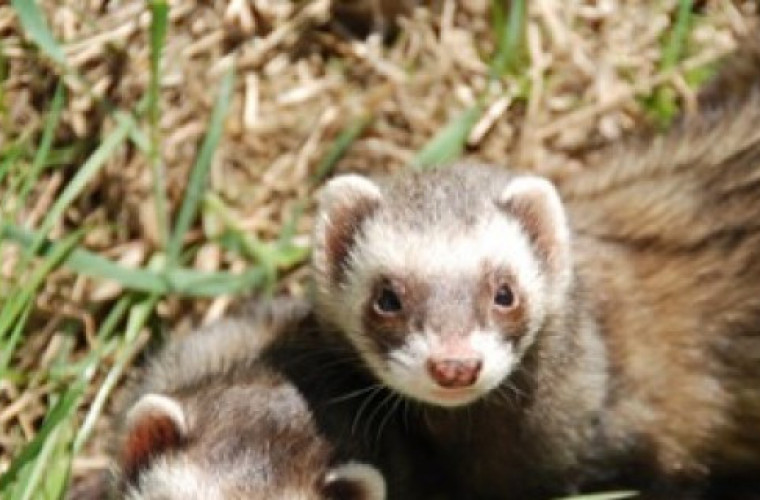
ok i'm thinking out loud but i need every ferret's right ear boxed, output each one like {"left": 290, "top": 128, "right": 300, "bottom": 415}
{"left": 120, "top": 393, "right": 187, "bottom": 484}
{"left": 322, "top": 462, "right": 387, "bottom": 500}
{"left": 496, "top": 176, "right": 571, "bottom": 285}
{"left": 314, "top": 175, "right": 382, "bottom": 284}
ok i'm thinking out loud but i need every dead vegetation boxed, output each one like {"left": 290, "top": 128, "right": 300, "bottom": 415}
{"left": 0, "top": 0, "right": 757, "bottom": 495}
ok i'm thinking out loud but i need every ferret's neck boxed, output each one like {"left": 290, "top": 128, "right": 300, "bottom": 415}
{"left": 482, "top": 270, "right": 608, "bottom": 417}
{"left": 418, "top": 272, "right": 610, "bottom": 495}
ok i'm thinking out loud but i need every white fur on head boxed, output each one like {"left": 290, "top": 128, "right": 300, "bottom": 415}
{"left": 497, "top": 175, "right": 572, "bottom": 301}
{"left": 313, "top": 174, "right": 383, "bottom": 296}
{"left": 125, "top": 457, "right": 223, "bottom": 500}
{"left": 126, "top": 393, "right": 187, "bottom": 436}
{"left": 326, "top": 211, "right": 548, "bottom": 407}
{"left": 325, "top": 462, "right": 387, "bottom": 500}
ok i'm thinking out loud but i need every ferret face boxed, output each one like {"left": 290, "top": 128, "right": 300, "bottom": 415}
{"left": 314, "top": 166, "right": 571, "bottom": 407}
{"left": 118, "top": 388, "right": 386, "bottom": 500}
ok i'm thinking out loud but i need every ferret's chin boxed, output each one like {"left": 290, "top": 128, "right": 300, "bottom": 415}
{"left": 389, "top": 380, "right": 487, "bottom": 407}
{"left": 373, "top": 340, "right": 515, "bottom": 407}
{"left": 380, "top": 369, "right": 502, "bottom": 408}
{"left": 424, "top": 387, "right": 486, "bottom": 407}
{"left": 397, "top": 381, "right": 497, "bottom": 407}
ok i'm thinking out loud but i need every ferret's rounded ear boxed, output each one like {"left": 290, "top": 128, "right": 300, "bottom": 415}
{"left": 322, "top": 462, "right": 387, "bottom": 500}
{"left": 314, "top": 175, "right": 383, "bottom": 284}
{"left": 120, "top": 393, "right": 187, "bottom": 484}
{"left": 497, "top": 176, "right": 571, "bottom": 284}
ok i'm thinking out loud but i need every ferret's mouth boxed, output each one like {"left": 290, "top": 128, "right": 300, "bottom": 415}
{"left": 427, "top": 387, "right": 483, "bottom": 406}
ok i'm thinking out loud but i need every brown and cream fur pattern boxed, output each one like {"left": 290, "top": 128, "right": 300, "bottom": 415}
{"left": 105, "top": 299, "right": 454, "bottom": 500}
{"left": 311, "top": 37, "right": 760, "bottom": 498}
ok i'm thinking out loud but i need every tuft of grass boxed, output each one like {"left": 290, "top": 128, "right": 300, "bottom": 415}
{"left": 27, "top": 112, "right": 133, "bottom": 255}
{"left": 0, "top": 230, "right": 83, "bottom": 365}
{"left": 643, "top": 0, "right": 695, "bottom": 127}
{"left": 10, "top": 0, "right": 67, "bottom": 67}
{"left": 413, "top": 0, "right": 530, "bottom": 170}
{"left": 0, "top": 2, "right": 742, "bottom": 499}
{"left": 1, "top": 224, "right": 269, "bottom": 296}
{"left": 167, "top": 65, "right": 235, "bottom": 267}
{"left": 0, "top": 8, "right": 249, "bottom": 499}
{"left": 204, "top": 193, "right": 309, "bottom": 292}
{"left": 18, "top": 82, "right": 66, "bottom": 214}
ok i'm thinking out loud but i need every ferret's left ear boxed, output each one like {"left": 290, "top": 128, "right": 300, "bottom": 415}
{"left": 322, "top": 462, "right": 387, "bottom": 500}
{"left": 120, "top": 393, "right": 187, "bottom": 485}
{"left": 313, "top": 175, "right": 383, "bottom": 285}
{"left": 497, "top": 176, "right": 571, "bottom": 284}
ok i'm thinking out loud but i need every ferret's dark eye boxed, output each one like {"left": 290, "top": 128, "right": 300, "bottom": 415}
{"left": 494, "top": 285, "right": 515, "bottom": 308}
{"left": 375, "top": 287, "right": 402, "bottom": 314}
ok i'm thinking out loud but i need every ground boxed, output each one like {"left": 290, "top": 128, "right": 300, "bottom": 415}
{"left": 0, "top": 0, "right": 757, "bottom": 497}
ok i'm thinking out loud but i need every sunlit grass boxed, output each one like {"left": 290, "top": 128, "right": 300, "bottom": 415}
{"left": 0, "top": 2, "right": 283, "bottom": 497}
{"left": 0, "top": 0, "right": 723, "bottom": 498}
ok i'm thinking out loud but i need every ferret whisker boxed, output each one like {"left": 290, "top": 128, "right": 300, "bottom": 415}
{"left": 376, "top": 395, "right": 403, "bottom": 447}
{"left": 493, "top": 386, "right": 517, "bottom": 409}
{"left": 365, "top": 390, "right": 397, "bottom": 439}
{"left": 327, "top": 384, "right": 384, "bottom": 405}
{"left": 402, "top": 398, "right": 411, "bottom": 431}
{"left": 275, "top": 351, "right": 363, "bottom": 372}
{"left": 351, "top": 386, "right": 384, "bottom": 437}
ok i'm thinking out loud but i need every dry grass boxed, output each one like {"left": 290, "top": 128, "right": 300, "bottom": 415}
{"left": 0, "top": 0, "right": 758, "bottom": 496}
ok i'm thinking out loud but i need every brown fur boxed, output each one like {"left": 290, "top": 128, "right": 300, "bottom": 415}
{"left": 101, "top": 298, "right": 456, "bottom": 500}
{"left": 311, "top": 36, "right": 760, "bottom": 499}
{"left": 555, "top": 35, "right": 760, "bottom": 490}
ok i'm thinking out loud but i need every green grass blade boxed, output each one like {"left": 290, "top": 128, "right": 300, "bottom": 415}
{"left": 2, "top": 223, "right": 267, "bottom": 296}
{"left": 648, "top": 0, "right": 694, "bottom": 127}
{"left": 37, "top": 425, "right": 72, "bottom": 500}
{"left": 0, "top": 144, "right": 25, "bottom": 196}
{"left": 19, "top": 81, "right": 66, "bottom": 211}
{"left": 0, "top": 379, "right": 86, "bottom": 491}
{"left": 662, "top": 0, "right": 694, "bottom": 71}
{"left": 96, "top": 295, "right": 133, "bottom": 342}
{"left": 490, "top": 0, "right": 527, "bottom": 77}
{"left": 148, "top": 0, "right": 170, "bottom": 247}
{"left": 167, "top": 266, "right": 266, "bottom": 295}
{"left": 15, "top": 423, "right": 62, "bottom": 500}
{"left": 168, "top": 66, "right": 235, "bottom": 265}
{"left": 30, "top": 112, "right": 133, "bottom": 253}
{"left": 0, "top": 40, "right": 9, "bottom": 132}
{"left": 413, "top": 104, "right": 483, "bottom": 170}
{"left": 312, "top": 115, "right": 372, "bottom": 183}
{"left": 10, "top": 0, "right": 67, "bottom": 66}
{"left": 74, "top": 294, "right": 152, "bottom": 453}
{"left": 0, "top": 229, "right": 82, "bottom": 347}
{"left": 39, "top": 143, "right": 88, "bottom": 170}
{"left": 3, "top": 222, "right": 168, "bottom": 292}
{"left": 0, "top": 302, "right": 32, "bottom": 375}
{"left": 2, "top": 294, "right": 155, "bottom": 496}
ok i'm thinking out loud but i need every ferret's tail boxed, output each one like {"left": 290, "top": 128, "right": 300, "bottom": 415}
{"left": 698, "top": 30, "right": 760, "bottom": 111}
{"left": 560, "top": 33, "right": 760, "bottom": 249}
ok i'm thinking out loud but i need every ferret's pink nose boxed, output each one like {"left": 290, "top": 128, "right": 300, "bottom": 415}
{"left": 426, "top": 357, "right": 482, "bottom": 388}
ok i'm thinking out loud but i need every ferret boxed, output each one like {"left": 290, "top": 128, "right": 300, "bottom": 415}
{"left": 95, "top": 299, "right": 454, "bottom": 500}
{"left": 311, "top": 38, "right": 760, "bottom": 498}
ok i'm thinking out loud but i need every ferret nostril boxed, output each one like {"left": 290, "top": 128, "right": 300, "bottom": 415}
{"left": 426, "top": 358, "right": 482, "bottom": 388}
{"left": 458, "top": 359, "right": 482, "bottom": 385}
